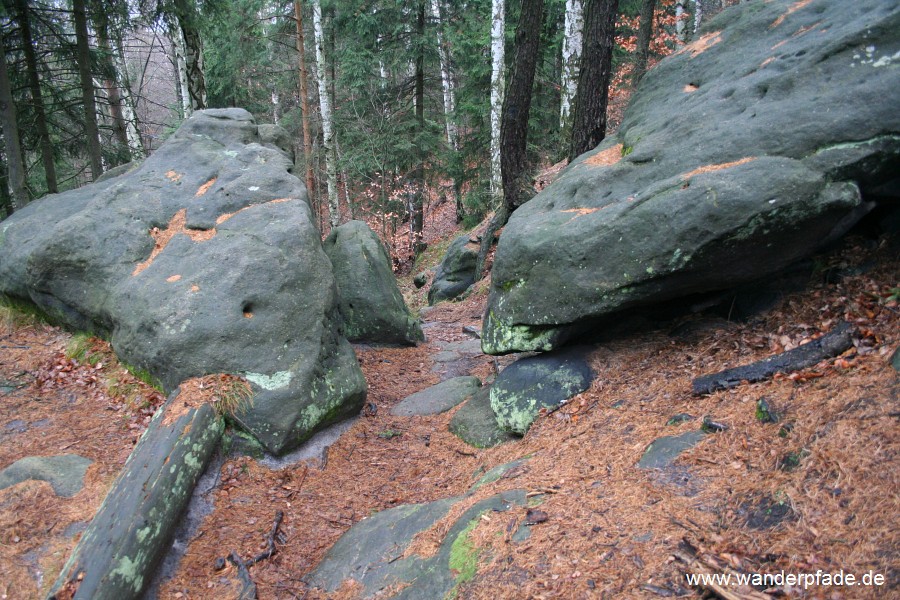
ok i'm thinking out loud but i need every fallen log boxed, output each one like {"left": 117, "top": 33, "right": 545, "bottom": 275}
{"left": 692, "top": 322, "right": 854, "bottom": 395}
{"left": 48, "top": 389, "right": 224, "bottom": 600}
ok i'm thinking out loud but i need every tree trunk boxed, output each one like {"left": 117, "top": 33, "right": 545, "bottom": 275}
{"left": 93, "top": 5, "right": 131, "bottom": 162}
{"left": 675, "top": 1, "right": 687, "bottom": 45}
{"left": 113, "top": 37, "right": 146, "bottom": 160}
{"left": 14, "top": 0, "right": 57, "bottom": 193}
{"left": 477, "top": 0, "right": 545, "bottom": 279}
{"left": 73, "top": 0, "right": 104, "bottom": 179}
{"left": 488, "top": 0, "right": 505, "bottom": 203}
{"left": 165, "top": 13, "right": 191, "bottom": 118}
{"left": 174, "top": 0, "right": 207, "bottom": 112}
{"left": 48, "top": 393, "right": 224, "bottom": 600}
{"left": 693, "top": 0, "right": 703, "bottom": 34}
{"left": 312, "top": 0, "right": 340, "bottom": 230}
{"left": 0, "top": 34, "right": 28, "bottom": 211}
{"left": 633, "top": 0, "right": 656, "bottom": 83}
{"left": 568, "top": 0, "right": 619, "bottom": 162}
{"left": 559, "top": 0, "right": 583, "bottom": 131}
{"left": 411, "top": 1, "right": 426, "bottom": 255}
{"left": 294, "top": 0, "right": 316, "bottom": 212}
{"left": 431, "top": 0, "right": 457, "bottom": 151}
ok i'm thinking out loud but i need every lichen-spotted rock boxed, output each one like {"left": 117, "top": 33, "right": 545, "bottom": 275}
{"left": 483, "top": 0, "right": 900, "bottom": 354}
{"left": 0, "top": 108, "right": 365, "bottom": 455}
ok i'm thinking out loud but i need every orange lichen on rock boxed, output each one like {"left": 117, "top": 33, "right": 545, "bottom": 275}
{"left": 561, "top": 208, "right": 601, "bottom": 217}
{"left": 683, "top": 83, "right": 699, "bottom": 93}
{"left": 585, "top": 144, "right": 623, "bottom": 167}
{"left": 195, "top": 177, "right": 217, "bottom": 197}
{"left": 190, "top": 285, "right": 200, "bottom": 292}
{"left": 760, "top": 56, "right": 776, "bottom": 68}
{"left": 166, "top": 170, "right": 183, "bottom": 182}
{"left": 681, "top": 157, "right": 756, "bottom": 180}
{"left": 771, "top": 0, "right": 813, "bottom": 29}
{"left": 132, "top": 209, "right": 216, "bottom": 276}
{"left": 215, "top": 197, "right": 296, "bottom": 225}
{"left": 166, "top": 275, "right": 182, "bottom": 283}
{"left": 677, "top": 31, "right": 722, "bottom": 58}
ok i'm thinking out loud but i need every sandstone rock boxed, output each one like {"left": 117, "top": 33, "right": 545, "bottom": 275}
{"left": 0, "top": 108, "right": 366, "bottom": 455}
{"left": 483, "top": 0, "right": 900, "bottom": 354}
{"left": 324, "top": 220, "right": 423, "bottom": 345}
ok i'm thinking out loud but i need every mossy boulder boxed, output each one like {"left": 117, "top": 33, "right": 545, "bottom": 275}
{"left": 427, "top": 235, "right": 478, "bottom": 305}
{"left": 490, "top": 346, "right": 593, "bottom": 435}
{"left": 483, "top": 0, "right": 900, "bottom": 353}
{"left": 0, "top": 108, "right": 366, "bottom": 455}
{"left": 324, "top": 220, "right": 423, "bottom": 345}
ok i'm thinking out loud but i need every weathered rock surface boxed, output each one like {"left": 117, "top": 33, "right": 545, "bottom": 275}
{"left": 308, "top": 489, "right": 526, "bottom": 599}
{"left": 490, "top": 346, "right": 593, "bottom": 435}
{"left": 449, "top": 387, "right": 519, "bottom": 448}
{"left": 0, "top": 454, "right": 92, "bottom": 497}
{"left": 324, "top": 220, "right": 423, "bottom": 345}
{"left": 390, "top": 376, "right": 480, "bottom": 416}
{"left": 427, "top": 235, "right": 478, "bottom": 305}
{"left": 0, "top": 108, "right": 366, "bottom": 455}
{"left": 637, "top": 431, "right": 708, "bottom": 469}
{"left": 483, "top": 0, "right": 900, "bottom": 354}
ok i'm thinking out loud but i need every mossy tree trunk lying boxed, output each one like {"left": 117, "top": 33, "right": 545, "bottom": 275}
{"left": 48, "top": 391, "right": 224, "bottom": 600}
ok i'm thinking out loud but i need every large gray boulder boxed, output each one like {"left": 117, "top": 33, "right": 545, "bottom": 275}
{"left": 0, "top": 108, "right": 365, "bottom": 455}
{"left": 324, "top": 220, "right": 423, "bottom": 345}
{"left": 483, "top": 0, "right": 900, "bottom": 354}
{"left": 427, "top": 234, "right": 478, "bottom": 305}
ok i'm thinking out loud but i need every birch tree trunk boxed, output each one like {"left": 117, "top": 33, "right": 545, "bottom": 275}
{"left": 94, "top": 8, "right": 130, "bottom": 160}
{"left": 489, "top": 0, "right": 505, "bottom": 202}
{"left": 73, "top": 0, "right": 104, "bottom": 179}
{"left": 293, "top": 0, "right": 316, "bottom": 211}
{"left": 165, "top": 14, "right": 191, "bottom": 118}
{"left": 14, "top": 0, "right": 57, "bottom": 193}
{"left": 559, "top": 0, "right": 583, "bottom": 131}
{"left": 430, "top": 0, "right": 457, "bottom": 151}
{"left": 174, "top": 0, "right": 207, "bottom": 112}
{"left": 114, "top": 39, "right": 146, "bottom": 160}
{"left": 693, "top": 0, "right": 703, "bottom": 33}
{"left": 312, "top": 0, "right": 340, "bottom": 230}
{"left": 0, "top": 34, "right": 28, "bottom": 211}
{"left": 675, "top": 1, "right": 687, "bottom": 45}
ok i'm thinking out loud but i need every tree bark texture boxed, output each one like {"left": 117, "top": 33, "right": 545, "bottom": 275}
{"left": 0, "top": 34, "right": 28, "bottom": 211}
{"left": 14, "top": 0, "right": 57, "bottom": 193}
{"left": 294, "top": 0, "right": 317, "bottom": 213}
{"left": 488, "top": 0, "right": 505, "bottom": 202}
{"left": 48, "top": 393, "right": 224, "bottom": 600}
{"left": 312, "top": 0, "right": 340, "bottom": 230}
{"left": 174, "top": 0, "right": 207, "bottom": 112}
{"left": 411, "top": 1, "right": 426, "bottom": 255}
{"left": 559, "top": 0, "right": 583, "bottom": 129}
{"left": 431, "top": 0, "right": 458, "bottom": 151}
{"left": 93, "top": 7, "right": 130, "bottom": 156}
{"left": 634, "top": 0, "right": 656, "bottom": 83}
{"left": 568, "top": 0, "right": 619, "bottom": 162}
{"left": 477, "top": 0, "right": 545, "bottom": 279}
{"left": 73, "top": 0, "right": 104, "bottom": 179}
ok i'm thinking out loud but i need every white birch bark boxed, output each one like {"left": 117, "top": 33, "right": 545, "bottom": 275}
{"left": 312, "top": 0, "right": 340, "bottom": 229}
{"left": 430, "top": 0, "right": 458, "bottom": 150}
{"left": 675, "top": 1, "right": 686, "bottom": 45}
{"left": 559, "top": 0, "right": 582, "bottom": 129}
{"left": 693, "top": 0, "right": 703, "bottom": 33}
{"left": 114, "top": 38, "right": 145, "bottom": 159}
{"left": 489, "top": 0, "right": 505, "bottom": 201}
{"left": 165, "top": 14, "right": 191, "bottom": 118}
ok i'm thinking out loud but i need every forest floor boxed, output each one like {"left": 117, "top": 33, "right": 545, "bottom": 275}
{"left": 1, "top": 208, "right": 898, "bottom": 599}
